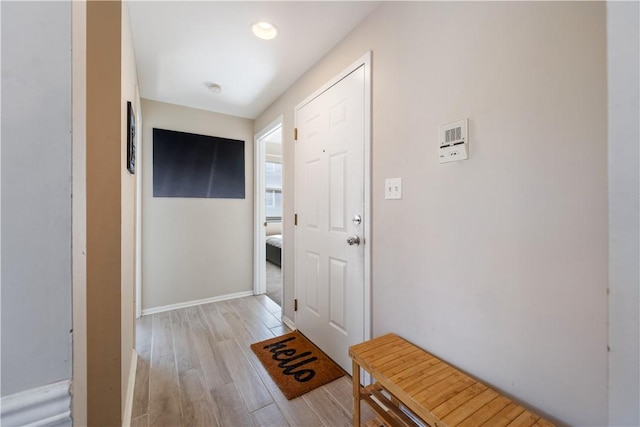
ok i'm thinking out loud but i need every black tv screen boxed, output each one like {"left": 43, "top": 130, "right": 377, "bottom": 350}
{"left": 153, "top": 128, "right": 245, "bottom": 199}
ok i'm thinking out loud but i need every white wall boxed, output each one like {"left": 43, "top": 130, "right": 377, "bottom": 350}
{"left": 121, "top": 3, "right": 139, "bottom": 416}
{"left": 0, "top": 1, "right": 73, "bottom": 396}
{"left": 141, "top": 99, "right": 254, "bottom": 310}
{"left": 607, "top": 2, "right": 640, "bottom": 425}
{"left": 266, "top": 140, "right": 282, "bottom": 158}
{"left": 255, "top": 2, "right": 608, "bottom": 425}
{"left": 265, "top": 139, "right": 282, "bottom": 236}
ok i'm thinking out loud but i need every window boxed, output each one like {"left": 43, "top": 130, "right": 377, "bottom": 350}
{"left": 265, "top": 161, "right": 282, "bottom": 220}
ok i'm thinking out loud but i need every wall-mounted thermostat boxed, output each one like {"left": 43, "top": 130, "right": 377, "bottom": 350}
{"left": 439, "top": 119, "right": 469, "bottom": 163}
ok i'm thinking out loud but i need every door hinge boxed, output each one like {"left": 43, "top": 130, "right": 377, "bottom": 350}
{"left": 294, "top": 299, "right": 298, "bottom": 311}
{"left": 294, "top": 213, "right": 298, "bottom": 226}
{"left": 294, "top": 128, "right": 298, "bottom": 141}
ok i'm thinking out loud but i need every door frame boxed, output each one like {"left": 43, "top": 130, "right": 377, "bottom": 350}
{"left": 253, "top": 116, "right": 284, "bottom": 297}
{"left": 134, "top": 85, "right": 143, "bottom": 319}
{"left": 293, "top": 51, "right": 372, "bottom": 347}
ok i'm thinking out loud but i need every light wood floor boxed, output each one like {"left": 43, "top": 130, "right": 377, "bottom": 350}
{"left": 131, "top": 295, "right": 378, "bottom": 427}
{"left": 265, "top": 262, "right": 282, "bottom": 307}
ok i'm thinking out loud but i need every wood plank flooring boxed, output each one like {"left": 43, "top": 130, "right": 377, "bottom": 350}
{"left": 131, "top": 295, "right": 378, "bottom": 427}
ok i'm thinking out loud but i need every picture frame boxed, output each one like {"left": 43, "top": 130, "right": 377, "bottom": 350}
{"left": 127, "top": 101, "right": 136, "bottom": 174}
{"left": 152, "top": 128, "right": 245, "bottom": 199}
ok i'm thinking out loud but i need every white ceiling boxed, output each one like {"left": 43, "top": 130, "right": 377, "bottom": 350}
{"left": 128, "top": 1, "right": 379, "bottom": 119}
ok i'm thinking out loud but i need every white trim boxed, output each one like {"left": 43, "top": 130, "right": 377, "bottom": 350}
{"left": 293, "top": 52, "right": 373, "bottom": 346}
{"left": 122, "top": 349, "right": 138, "bottom": 427}
{"left": 71, "top": 1, "right": 88, "bottom": 425}
{"left": 282, "top": 315, "right": 296, "bottom": 331}
{"left": 362, "top": 51, "right": 373, "bottom": 352}
{"left": 141, "top": 291, "right": 254, "bottom": 316}
{"left": 253, "top": 116, "right": 283, "bottom": 297}
{"left": 134, "top": 84, "right": 143, "bottom": 319}
{"left": 1, "top": 380, "right": 72, "bottom": 427}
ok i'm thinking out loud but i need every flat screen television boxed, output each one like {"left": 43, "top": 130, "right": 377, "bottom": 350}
{"left": 153, "top": 128, "right": 245, "bottom": 199}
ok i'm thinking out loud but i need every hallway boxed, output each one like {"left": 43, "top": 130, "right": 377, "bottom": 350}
{"left": 131, "top": 295, "right": 377, "bottom": 426}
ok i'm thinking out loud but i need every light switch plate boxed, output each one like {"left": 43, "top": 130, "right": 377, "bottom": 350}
{"left": 385, "top": 178, "right": 402, "bottom": 200}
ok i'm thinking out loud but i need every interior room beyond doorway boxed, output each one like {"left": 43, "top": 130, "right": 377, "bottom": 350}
{"left": 255, "top": 122, "right": 283, "bottom": 307}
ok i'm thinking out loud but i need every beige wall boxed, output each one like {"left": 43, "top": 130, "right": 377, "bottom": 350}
{"left": 266, "top": 222, "right": 282, "bottom": 237}
{"left": 141, "top": 99, "right": 254, "bottom": 310}
{"left": 87, "top": 1, "right": 122, "bottom": 424}
{"left": 121, "top": 2, "right": 139, "bottom": 417}
{"left": 255, "top": 2, "right": 608, "bottom": 425}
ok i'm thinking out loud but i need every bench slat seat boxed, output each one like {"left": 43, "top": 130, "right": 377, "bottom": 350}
{"left": 349, "top": 334, "right": 554, "bottom": 427}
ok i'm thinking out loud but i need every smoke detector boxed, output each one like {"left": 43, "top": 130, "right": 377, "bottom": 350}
{"left": 204, "top": 82, "right": 222, "bottom": 94}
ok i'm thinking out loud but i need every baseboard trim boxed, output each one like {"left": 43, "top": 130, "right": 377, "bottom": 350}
{"left": 141, "top": 290, "right": 254, "bottom": 316}
{"left": 122, "top": 349, "right": 138, "bottom": 427}
{"left": 1, "top": 380, "right": 71, "bottom": 427}
{"left": 282, "top": 315, "right": 296, "bottom": 331}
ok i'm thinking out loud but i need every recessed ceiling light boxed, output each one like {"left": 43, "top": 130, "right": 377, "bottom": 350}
{"left": 204, "top": 82, "right": 222, "bottom": 94}
{"left": 251, "top": 21, "right": 278, "bottom": 40}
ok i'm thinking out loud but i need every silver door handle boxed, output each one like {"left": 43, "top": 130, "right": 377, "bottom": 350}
{"left": 346, "top": 236, "right": 361, "bottom": 246}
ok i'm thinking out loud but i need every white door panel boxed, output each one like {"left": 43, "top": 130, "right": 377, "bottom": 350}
{"left": 295, "top": 66, "right": 365, "bottom": 373}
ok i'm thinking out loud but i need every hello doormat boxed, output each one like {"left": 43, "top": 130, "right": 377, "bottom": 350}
{"left": 250, "top": 330, "right": 345, "bottom": 400}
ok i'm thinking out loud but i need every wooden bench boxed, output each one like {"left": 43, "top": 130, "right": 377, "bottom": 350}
{"left": 349, "top": 334, "right": 554, "bottom": 427}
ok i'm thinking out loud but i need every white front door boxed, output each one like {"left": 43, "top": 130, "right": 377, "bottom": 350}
{"left": 295, "top": 62, "right": 367, "bottom": 374}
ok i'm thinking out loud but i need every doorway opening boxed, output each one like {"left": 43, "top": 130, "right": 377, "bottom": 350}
{"left": 254, "top": 117, "right": 284, "bottom": 308}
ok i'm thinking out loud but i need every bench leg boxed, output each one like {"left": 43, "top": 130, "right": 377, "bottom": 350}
{"left": 353, "top": 360, "right": 361, "bottom": 427}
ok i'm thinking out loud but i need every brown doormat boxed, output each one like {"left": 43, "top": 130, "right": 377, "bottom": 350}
{"left": 250, "top": 330, "right": 345, "bottom": 400}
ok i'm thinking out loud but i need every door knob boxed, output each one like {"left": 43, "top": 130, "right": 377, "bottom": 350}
{"left": 346, "top": 236, "right": 361, "bottom": 246}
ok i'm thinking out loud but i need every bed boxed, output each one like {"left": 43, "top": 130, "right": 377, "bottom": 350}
{"left": 266, "top": 234, "right": 282, "bottom": 267}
